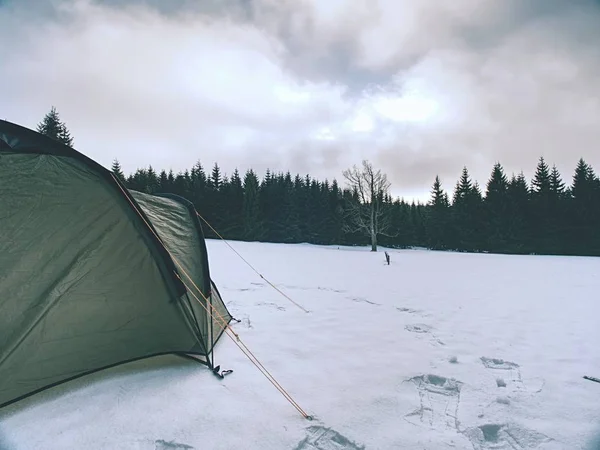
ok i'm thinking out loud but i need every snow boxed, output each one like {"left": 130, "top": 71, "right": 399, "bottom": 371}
{"left": 1, "top": 241, "right": 600, "bottom": 449}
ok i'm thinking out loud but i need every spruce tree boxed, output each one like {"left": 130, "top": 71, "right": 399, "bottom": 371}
{"left": 211, "top": 163, "right": 222, "bottom": 191}
{"left": 146, "top": 166, "right": 159, "bottom": 194}
{"left": 111, "top": 159, "right": 125, "bottom": 182}
{"left": 549, "top": 165, "right": 565, "bottom": 198}
{"left": 506, "top": 172, "right": 530, "bottom": 253}
{"left": 281, "top": 171, "right": 302, "bottom": 243}
{"left": 173, "top": 170, "right": 192, "bottom": 200}
{"left": 226, "top": 168, "right": 245, "bottom": 239}
{"left": 328, "top": 179, "right": 344, "bottom": 245}
{"left": 569, "top": 159, "right": 600, "bottom": 254}
{"left": 243, "top": 169, "right": 263, "bottom": 240}
{"left": 425, "top": 175, "right": 450, "bottom": 249}
{"left": 530, "top": 156, "right": 553, "bottom": 253}
{"left": 190, "top": 161, "right": 208, "bottom": 213}
{"left": 158, "top": 170, "right": 169, "bottom": 192}
{"left": 36, "top": 106, "right": 74, "bottom": 147}
{"left": 484, "top": 163, "right": 510, "bottom": 252}
{"left": 547, "top": 164, "right": 567, "bottom": 253}
{"left": 451, "top": 167, "right": 482, "bottom": 251}
{"left": 531, "top": 156, "right": 551, "bottom": 195}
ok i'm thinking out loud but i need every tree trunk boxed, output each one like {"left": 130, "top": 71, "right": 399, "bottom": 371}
{"left": 371, "top": 231, "right": 377, "bottom": 251}
{"left": 370, "top": 201, "right": 377, "bottom": 251}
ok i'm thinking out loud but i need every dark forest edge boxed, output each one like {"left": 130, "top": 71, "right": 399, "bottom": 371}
{"left": 116, "top": 157, "right": 600, "bottom": 258}
{"left": 37, "top": 107, "right": 600, "bottom": 257}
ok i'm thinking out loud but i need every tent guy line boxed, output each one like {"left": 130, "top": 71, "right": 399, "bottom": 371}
{"left": 111, "top": 174, "right": 313, "bottom": 420}
{"left": 195, "top": 211, "right": 310, "bottom": 314}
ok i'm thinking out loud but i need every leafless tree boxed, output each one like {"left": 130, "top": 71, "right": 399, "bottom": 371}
{"left": 342, "top": 160, "right": 393, "bottom": 252}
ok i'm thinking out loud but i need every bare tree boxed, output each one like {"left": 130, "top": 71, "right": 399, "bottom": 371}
{"left": 342, "top": 160, "right": 393, "bottom": 251}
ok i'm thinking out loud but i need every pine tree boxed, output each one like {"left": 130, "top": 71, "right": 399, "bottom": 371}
{"left": 168, "top": 170, "right": 175, "bottom": 190}
{"left": 36, "top": 106, "right": 74, "bottom": 147}
{"left": 111, "top": 159, "right": 125, "bottom": 182}
{"left": 484, "top": 163, "right": 510, "bottom": 252}
{"left": 146, "top": 166, "right": 159, "bottom": 194}
{"left": 547, "top": 164, "right": 567, "bottom": 253}
{"left": 549, "top": 165, "right": 565, "bottom": 198}
{"left": 530, "top": 156, "right": 553, "bottom": 253}
{"left": 158, "top": 170, "right": 169, "bottom": 192}
{"left": 410, "top": 202, "right": 426, "bottom": 247}
{"left": 190, "top": 161, "right": 208, "bottom": 213}
{"left": 243, "top": 169, "right": 263, "bottom": 240}
{"left": 226, "top": 168, "right": 244, "bottom": 239}
{"left": 281, "top": 171, "right": 302, "bottom": 243}
{"left": 485, "top": 163, "right": 509, "bottom": 204}
{"left": 425, "top": 175, "right": 450, "bottom": 249}
{"left": 328, "top": 179, "right": 344, "bottom": 244}
{"left": 451, "top": 167, "right": 482, "bottom": 251}
{"left": 571, "top": 158, "right": 595, "bottom": 202}
{"left": 211, "top": 163, "right": 222, "bottom": 191}
{"left": 173, "top": 170, "right": 192, "bottom": 200}
{"left": 569, "top": 159, "right": 600, "bottom": 254}
{"left": 506, "top": 172, "right": 530, "bottom": 253}
{"left": 531, "top": 156, "right": 551, "bottom": 196}
{"left": 392, "top": 200, "right": 413, "bottom": 247}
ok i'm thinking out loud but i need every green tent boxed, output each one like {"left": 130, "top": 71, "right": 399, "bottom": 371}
{"left": 0, "top": 119, "right": 233, "bottom": 409}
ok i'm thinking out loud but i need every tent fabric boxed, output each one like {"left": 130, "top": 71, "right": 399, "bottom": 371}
{"left": 0, "top": 119, "right": 232, "bottom": 409}
{"left": 131, "top": 191, "right": 233, "bottom": 361}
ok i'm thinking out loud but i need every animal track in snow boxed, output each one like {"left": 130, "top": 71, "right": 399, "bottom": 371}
{"left": 464, "top": 423, "right": 552, "bottom": 449}
{"left": 294, "top": 426, "right": 365, "bottom": 450}
{"left": 404, "top": 374, "right": 463, "bottom": 431}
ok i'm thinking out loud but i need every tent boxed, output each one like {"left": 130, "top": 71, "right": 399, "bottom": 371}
{"left": 0, "top": 119, "right": 233, "bottom": 409}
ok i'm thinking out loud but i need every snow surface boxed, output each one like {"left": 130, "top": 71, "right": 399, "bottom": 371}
{"left": 1, "top": 241, "right": 600, "bottom": 449}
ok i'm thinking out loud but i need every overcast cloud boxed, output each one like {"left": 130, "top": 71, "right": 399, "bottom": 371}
{"left": 1, "top": 0, "right": 600, "bottom": 200}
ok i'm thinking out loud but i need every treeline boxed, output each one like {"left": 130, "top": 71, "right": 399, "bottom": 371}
{"left": 115, "top": 156, "right": 600, "bottom": 257}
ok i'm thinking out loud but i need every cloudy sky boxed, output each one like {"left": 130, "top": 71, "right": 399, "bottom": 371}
{"left": 1, "top": 0, "right": 600, "bottom": 201}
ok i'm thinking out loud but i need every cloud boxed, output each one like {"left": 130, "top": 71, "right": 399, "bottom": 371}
{"left": 1, "top": 0, "right": 600, "bottom": 201}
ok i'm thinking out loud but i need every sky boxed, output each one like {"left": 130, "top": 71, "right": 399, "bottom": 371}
{"left": 1, "top": 0, "right": 600, "bottom": 201}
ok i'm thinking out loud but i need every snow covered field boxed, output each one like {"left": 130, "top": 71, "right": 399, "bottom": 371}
{"left": 1, "top": 241, "right": 599, "bottom": 449}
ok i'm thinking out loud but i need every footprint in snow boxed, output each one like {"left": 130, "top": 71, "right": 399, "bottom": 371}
{"left": 463, "top": 423, "right": 552, "bottom": 450}
{"left": 404, "top": 324, "right": 432, "bottom": 334}
{"left": 396, "top": 306, "right": 420, "bottom": 314}
{"left": 404, "top": 324, "right": 445, "bottom": 346}
{"left": 155, "top": 440, "right": 194, "bottom": 450}
{"left": 480, "top": 357, "right": 546, "bottom": 405}
{"left": 481, "top": 357, "right": 523, "bottom": 387}
{"left": 403, "top": 374, "right": 463, "bottom": 431}
{"left": 294, "top": 426, "right": 364, "bottom": 450}
{"left": 348, "top": 296, "right": 380, "bottom": 306}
